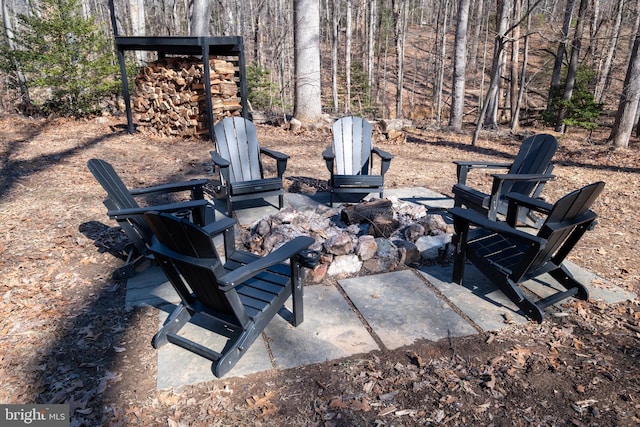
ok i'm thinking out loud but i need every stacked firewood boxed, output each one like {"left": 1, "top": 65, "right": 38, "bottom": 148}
{"left": 133, "top": 56, "right": 242, "bottom": 137}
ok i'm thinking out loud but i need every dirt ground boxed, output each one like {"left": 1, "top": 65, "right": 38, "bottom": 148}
{"left": 1, "top": 113, "right": 639, "bottom": 426}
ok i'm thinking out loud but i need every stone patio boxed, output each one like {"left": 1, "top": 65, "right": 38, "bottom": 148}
{"left": 124, "top": 188, "right": 636, "bottom": 390}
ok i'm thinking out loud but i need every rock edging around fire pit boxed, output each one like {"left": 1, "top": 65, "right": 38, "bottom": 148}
{"left": 240, "top": 197, "right": 454, "bottom": 282}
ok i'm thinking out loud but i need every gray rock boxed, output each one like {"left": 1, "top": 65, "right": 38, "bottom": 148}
{"left": 356, "top": 235, "right": 378, "bottom": 261}
{"left": 415, "top": 234, "right": 452, "bottom": 260}
{"left": 327, "top": 254, "right": 362, "bottom": 276}
{"left": 404, "top": 223, "right": 425, "bottom": 242}
{"left": 393, "top": 239, "right": 421, "bottom": 266}
{"left": 324, "top": 232, "right": 354, "bottom": 255}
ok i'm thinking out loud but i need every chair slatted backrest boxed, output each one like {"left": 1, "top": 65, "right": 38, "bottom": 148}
{"left": 214, "top": 117, "right": 263, "bottom": 184}
{"left": 332, "top": 116, "right": 373, "bottom": 175}
{"left": 144, "top": 212, "right": 248, "bottom": 326}
{"left": 528, "top": 181, "right": 605, "bottom": 272}
{"left": 87, "top": 159, "right": 150, "bottom": 247}
{"left": 506, "top": 134, "right": 558, "bottom": 196}
{"left": 88, "top": 158, "right": 140, "bottom": 211}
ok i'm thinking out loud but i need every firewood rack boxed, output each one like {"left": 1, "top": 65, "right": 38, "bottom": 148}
{"left": 114, "top": 36, "right": 249, "bottom": 141}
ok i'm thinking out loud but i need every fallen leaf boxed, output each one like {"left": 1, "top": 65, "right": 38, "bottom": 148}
{"left": 329, "top": 398, "right": 348, "bottom": 409}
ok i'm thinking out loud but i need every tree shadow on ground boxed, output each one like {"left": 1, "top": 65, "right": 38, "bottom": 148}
{"left": 0, "top": 123, "right": 127, "bottom": 199}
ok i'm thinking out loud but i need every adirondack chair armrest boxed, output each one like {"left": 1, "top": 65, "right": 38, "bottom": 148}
{"left": 107, "top": 199, "right": 211, "bottom": 220}
{"left": 150, "top": 239, "right": 219, "bottom": 270}
{"left": 218, "top": 236, "right": 315, "bottom": 289}
{"left": 504, "top": 192, "right": 553, "bottom": 227}
{"left": 372, "top": 147, "right": 394, "bottom": 175}
{"left": 488, "top": 173, "right": 555, "bottom": 200}
{"left": 505, "top": 192, "right": 554, "bottom": 214}
{"left": 322, "top": 146, "right": 335, "bottom": 172}
{"left": 202, "top": 217, "right": 237, "bottom": 236}
{"left": 490, "top": 173, "right": 555, "bottom": 182}
{"left": 453, "top": 160, "right": 512, "bottom": 184}
{"left": 545, "top": 211, "right": 598, "bottom": 233}
{"left": 372, "top": 147, "right": 394, "bottom": 161}
{"left": 210, "top": 150, "right": 230, "bottom": 168}
{"left": 449, "top": 207, "right": 546, "bottom": 247}
{"left": 128, "top": 179, "right": 209, "bottom": 199}
{"left": 259, "top": 147, "right": 290, "bottom": 161}
{"left": 210, "top": 150, "right": 231, "bottom": 184}
{"left": 260, "top": 147, "right": 289, "bottom": 177}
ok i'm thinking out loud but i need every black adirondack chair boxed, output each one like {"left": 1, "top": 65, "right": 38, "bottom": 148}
{"left": 87, "top": 158, "right": 215, "bottom": 280}
{"left": 143, "top": 211, "right": 315, "bottom": 378}
{"left": 452, "top": 134, "right": 557, "bottom": 227}
{"left": 323, "top": 116, "right": 394, "bottom": 206}
{"left": 211, "top": 117, "right": 289, "bottom": 216}
{"left": 450, "top": 181, "right": 605, "bottom": 323}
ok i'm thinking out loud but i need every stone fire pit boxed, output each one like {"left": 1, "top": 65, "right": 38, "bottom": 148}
{"left": 240, "top": 197, "right": 454, "bottom": 282}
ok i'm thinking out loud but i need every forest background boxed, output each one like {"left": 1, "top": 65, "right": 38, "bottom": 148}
{"left": 2, "top": 1, "right": 640, "bottom": 425}
{"left": 1, "top": 0, "right": 640, "bottom": 148}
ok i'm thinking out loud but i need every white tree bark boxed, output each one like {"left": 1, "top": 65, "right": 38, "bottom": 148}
{"left": 190, "top": 0, "right": 211, "bottom": 36}
{"left": 482, "top": 0, "right": 510, "bottom": 129}
{"left": 449, "top": 0, "right": 471, "bottom": 130}
{"left": 610, "top": 22, "right": 640, "bottom": 149}
{"left": 393, "top": 0, "right": 408, "bottom": 118}
{"left": 130, "top": 0, "right": 146, "bottom": 63}
{"left": 554, "top": 0, "right": 588, "bottom": 133}
{"left": 293, "top": 0, "right": 322, "bottom": 121}
{"left": 595, "top": 0, "right": 624, "bottom": 103}
{"left": 345, "top": 0, "right": 353, "bottom": 112}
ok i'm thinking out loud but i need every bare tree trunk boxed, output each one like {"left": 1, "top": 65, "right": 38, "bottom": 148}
{"left": 393, "top": 0, "right": 409, "bottom": 118}
{"left": 468, "top": 0, "right": 485, "bottom": 73}
{"left": 449, "top": 0, "right": 470, "bottom": 130}
{"left": 367, "top": 0, "right": 377, "bottom": 104}
{"left": 481, "top": 0, "right": 510, "bottom": 130}
{"left": 294, "top": 0, "right": 322, "bottom": 121}
{"left": 511, "top": 0, "right": 531, "bottom": 131}
{"left": 2, "top": 0, "right": 30, "bottom": 106}
{"left": 545, "top": 0, "right": 575, "bottom": 118}
{"left": 345, "top": 0, "right": 353, "bottom": 112}
{"left": 609, "top": 21, "right": 640, "bottom": 149}
{"left": 554, "top": 0, "right": 588, "bottom": 133}
{"left": 508, "top": 0, "right": 521, "bottom": 128}
{"left": 331, "top": 0, "right": 340, "bottom": 112}
{"left": 190, "top": 0, "right": 211, "bottom": 36}
{"left": 130, "top": 0, "right": 146, "bottom": 63}
{"left": 595, "top": 0, "right": 624, "bottom": 103}
{"left": 435, "top": 0, "right": 450, "bottom": 125}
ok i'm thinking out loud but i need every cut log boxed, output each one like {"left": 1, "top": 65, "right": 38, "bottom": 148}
{"left": 341, "top": 199, "right": 394, "bottom": 225}
{"left": 133, "top": 56, "right": 242, "bottom": 138}
{"left": 368, "top": 217, "right": 400, "bottom": 238}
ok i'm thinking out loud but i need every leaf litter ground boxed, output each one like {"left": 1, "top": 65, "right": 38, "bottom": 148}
{"left": 1, "top": 114, "right": 639, "bottom": 426}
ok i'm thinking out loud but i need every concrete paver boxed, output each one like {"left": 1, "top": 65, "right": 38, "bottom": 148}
{"left": 339, "top": 270, "right": 477, "bottom": 349}
{"left": 264, "top": 284, "right": 379, "bottom": 370}
{"left": 417, "top": 265, "right": 529, "bottom": 331}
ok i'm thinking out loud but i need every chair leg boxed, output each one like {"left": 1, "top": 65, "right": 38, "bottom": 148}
{"left": 278, "top": 193, "right": 284, "bottom": 210}
{"left": 451, "top": 221, "right": 468, "bottom": 284}
{"left": 290, "top": 261, "right": 304, "bottom": 327}
{"left": 152, "top": 303, "right": 192, "bottom": 348}
{"left": 548, "top": 264, "right": 589, "bottom": 300}
{"left": 226, "top": 196, "right": 233, "bottom": 217}
{"left": 213, "top": 325, "right": 259, "bottom": 378}
{"left": 518, "top": 296, "right": 545, "bottom": 323}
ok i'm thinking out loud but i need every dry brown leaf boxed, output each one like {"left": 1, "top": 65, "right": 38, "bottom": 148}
{"left": 350, "top": 398, "right": 371, "bottom": 412}
{"left": 329, "top": 398, "right": 348, "bottom": 409}
{"left": 507, "top": 347, "right": 532, "bottom": 367}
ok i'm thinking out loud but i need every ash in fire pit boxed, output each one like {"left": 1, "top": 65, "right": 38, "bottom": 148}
{"left": 241, "top": 197, "right": 453, "bottom": 282}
